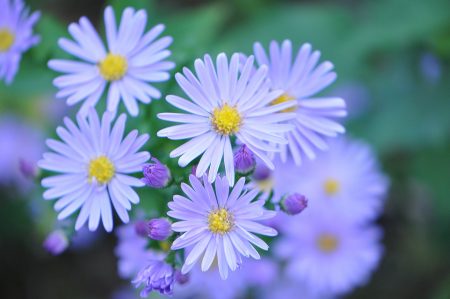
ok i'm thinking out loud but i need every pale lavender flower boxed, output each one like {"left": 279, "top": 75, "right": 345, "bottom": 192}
{"left": 133, "top": 259, "right": 175, "bottom": 297}
{"left": 276, "top": 210, "right": 383, "bottom": 297}
{"left": 38, "top": 109, "right": 150, "bottom": 232}
{"left": 0, "top": 0, "right": 40, "bottom": 84}
{"left": 233, "top": 144, "right": 256, "bottom": 175}
{"left": 147, "top": 218, "right": 172, "bottom": 241}
{"left": 141, "top": 158, "right": 171, "bottom": 188}
{"left": 272, "top": 137, "right": 389, "bottom": 224}
{"left": 158, "top": 53, "right": 295, "bottom": 186}
{"left": 168, "top": 175, "right": 277, "bottom": 279}
{"left": 0, "top": 115, "right": 44, "bottom": 190}
{"left": 49, "top": 6, "right": 174, "bottom": 117}
{"left": 173, "top": 264, "right": 247, "bottom": 299}
{"left": 281, "top": 193, "right": 308, "bottom": 215}
{"left": 420, "top": 52, "right": 441, "bottom": 84}
{"left": 43, "top": 230, "right": 68, "bottom": 255}
{"left": 253, "top": 40, "right": 346, "bottom": 165}
{"left": 115, "top": 224, "right": 158, "bottom": 279}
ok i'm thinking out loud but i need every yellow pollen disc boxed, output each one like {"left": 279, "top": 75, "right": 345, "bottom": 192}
{"left": 98, "top": 53, "right": 128, "bottom": 81}
{"left": 317, "top": 233, "right": 339, "bottom": 253}
{"left": 323, "top": 178, "right": 340, "bottom": 196}
{"left": 211, "top": 104, "right": 241, "bottom": 135}
{"left": 160, "top": 241, "right": 171, "bottom": 252}
{"left": 0, "top": 28, "right": 15, "bottom": 52}
{"left": 270, "top": 93, "right": 297, "bottom": 113}
{"left": 88, "top": 156, "right": 115, "bottom": 184}
{"left": 256, "top": 178, "right": 274, "bottom": 194}
{"left": 208, "top": 208, "right": 233, "bottom": 234}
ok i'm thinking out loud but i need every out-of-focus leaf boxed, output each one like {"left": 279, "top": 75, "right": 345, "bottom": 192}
{"left": 32, "top": 14, "right": 68, "bottom": 61}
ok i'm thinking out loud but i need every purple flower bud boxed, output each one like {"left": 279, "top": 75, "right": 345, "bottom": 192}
{"left": 133, "top": 260, "right": 175, "bottom": 296}
{"left": 233, "top": 145, "right": 256, "bottom": 175}
{"left": 43, "top": 230, "right": 68, "bottom": 255}
{"left": 19, "top": 158, "right": 38, "bottom": 179}
{"left": 281, "top": 193, "right": 308, "bottom": 215}
{"left": 174, "top": 270, "right": 189, "bottom": 285}
{"left": 148, "top": 218, "right": 172, "bottom": 241}
{"left": 142, "top": 158, "right": 171, "bottom": 189}
{"left": 134, "top": 220, "right": 150, "bottom": 237}
{"left": 252, "top": 162, "right": 272, "bottom": 181}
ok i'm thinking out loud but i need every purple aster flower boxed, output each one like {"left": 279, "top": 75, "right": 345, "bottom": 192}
{"left": 174, "top": 270, "right": 189, "bottom": 285}
{"left": 0, "top": 115, "right": 44, "bottom": 190}
{"left": 168, "top": 175, "right": 278, "bottom": 279}
{"left": 280, "top": 193, "right": 308, "bottom": 215}
{"left": 276, "top": 210, "right": 383, "bottom": 297}
{"left": 158, "top": 53, "right": 296, "bottom": 186}
{"left": 272, "top": 137, "right": 389, "bottom": 224}
{"left": 141, "top": 158, "right": 171, "bottom": 188}
{"left": 115, "top": 224, "right": 159, "bottom": 279}
{"left": 253, "top": 40, "right": 347, "bottom": 165}
{"left": 420, "top": 52, "right": 441, "bottom": 84}
{"left": 43, "top": 230, "right": 68, "bottom": 255}
{"left": 38, "top": 109, "right": 150, "bottom": 232}
{"left": 133, "top": 259, "right": 175, "bottom": 297}
{"left": 48, "top": 6, "right": 174, "bottom": 117}
{"left": 147, "top": 218, "right": 172, "bottom": 241}
{"left": 0, "top": 0, "right": 40, "bottom": 84}
{"left": 233, "top": 144, "right": 256, "bottom": 175}
{"left": 173, "top": 264, "right": 247, "bottom": 299}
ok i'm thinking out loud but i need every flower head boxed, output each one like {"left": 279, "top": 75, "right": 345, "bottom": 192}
{"left": 0, "top": 0, "right": 40, "bottom": 84}
{"left": 48, "top": 6, "right": 174, "bottom": 117}
{"left": 147, "top": 218, "right": 172, "bottom": 241}
{"left": 133, "top": 259, "right": 175, "bottom": 297}
{"left": 141, "top": 158, "right": 171, "bottom": 188}
{"left": 272, "top": 137, "right": 389, "bottom": 224}
{"left": 276, "top": 211, "right": 383, "bottom": 296}
{"left": 168, "top": 175, "right": 277, "bottom": 279}
{"left": 234, "top": 144, "right": 256, "bottom": 175}
{"left": 38, "top": 109, "right": 150, "bottom": 232}
{"left": 115, "top": 224, "right": 160, "bottom": 279}
{"left": 43, "top": 230, "right": 68, "bottom": 255}
{"left": 158, "top": 53, "right": 296, "bottom": 186}
{"left": 253, "top": 40, "right": 347, "bottom": 165}
{"left": 0, "top": 115, "right": 44, "bottom": 190}
{"left": 280, "top": 193, "right": 308, "bottom": 215}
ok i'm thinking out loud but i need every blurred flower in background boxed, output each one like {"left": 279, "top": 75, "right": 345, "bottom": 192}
{"left": 0, "top": 0, "right": 40, "bottom": 84}
{"left": 0, "top": 115, "right": 44, "bottom": 191}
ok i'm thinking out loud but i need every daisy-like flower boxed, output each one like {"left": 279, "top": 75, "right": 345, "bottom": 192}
{"left": 272, "top": 137, "right": 389, "bottom": 224}
{"left": 253, "top": 40, "right": 347, "bottom": 164}
{"left": 49, "top": 6, "right": 174, "bottom": 117}
{"left": 168, "top": 174, "right": 278, "bottom": 280}
{"left": 276, "top": 210, "right": 383, "bottom": 296}
{"left": 0, "top": 0, "right": 40, "bottom": 84}
{"left": 38, "top": 109, "right": 150, "bottom": 232}
{"left": 157, "top": 53, "right": 296, "bottom": 186}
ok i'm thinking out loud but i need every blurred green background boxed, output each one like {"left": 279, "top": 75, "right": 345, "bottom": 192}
{"left": 0, "top": 0, "right": 449, "bottom": 298}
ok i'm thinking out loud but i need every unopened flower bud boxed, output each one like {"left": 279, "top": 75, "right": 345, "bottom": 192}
{"left": 281, "top": 193, "right": 308, "bottom": 215}
{"left": 233, "top": 145, "right": 256, "bottom": 175}
{"left": 43, "top": 230, "right": 68, "bottom": 255}
{"left": 174, "top": 270, "right": 189, "bottom": 285}
{"left": 19, "top": 158, "right": 38, "bottom": 179}
{"left": 148, "top": 218, "right": 172, "bottom": 241}
{"left": 142, "top": 158, "right": 171, "bottom": 188}
{"left": 134, "top": 220, "right": 150, "bottom": 237}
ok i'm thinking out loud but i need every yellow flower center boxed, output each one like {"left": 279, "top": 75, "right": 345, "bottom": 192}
{"left": 316, "top": 233, "right": 339, "bottom": 253}
{"left": 160, "top": 241, "right": 171, "bottom": 252}
{"left": 98, "top": 53, "right": 128, "bottom": 81}
{"left": 208, "top": 208, "right": 233, "bottom": 234}
{"left": 211, "top": 104, "right": 241, "bottom": 135}
{"left": 323, "top": 178, "right": 340, "bottom": 196}
{"left": 88, "top": 156, "right": 115, "bottom": 184}
{"left": 270, "top": 93, "right": 297, "bottom": 113}
{"left": 0, "top": 28, "right": 15, "bottom": 52}
{"left": 256, "top": 178, "right": 274, "bottom": 194}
